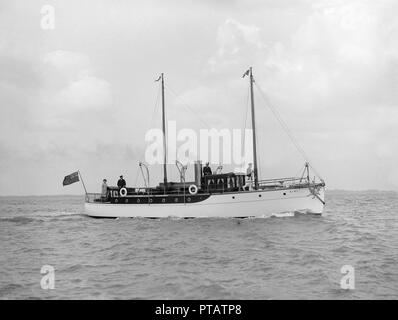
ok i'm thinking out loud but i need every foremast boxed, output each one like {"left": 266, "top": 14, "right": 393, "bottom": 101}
{"left": 247, "top": 67, "right": 259, "bottom": 190}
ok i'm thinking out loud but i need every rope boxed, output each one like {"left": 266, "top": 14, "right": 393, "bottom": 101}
{"left": 164, "top": 83, "right": 213, "bottom": 130}
{"left": 309, "top": 185, "right": 326, "bottom": 205}
{"left": 243, "top": 85, "right": 250, "bottom": 132}
{"left": 140, "top": 79, "right": 324, "bottom": 184}
{"left": 134, "top": 85, "right": 161, "bottom": 186}
{"left": 309, "top": 163, "right": 324, "bottom": 183}
{"left": 254, "top": 82, "right": 324, "bottom": 181}
{"left": 237, "top": 85, "right": 251, "bottom": 172}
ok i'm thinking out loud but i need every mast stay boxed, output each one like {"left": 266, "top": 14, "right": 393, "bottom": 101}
{"left": 244, "top": 67, "right": 324, "bottom": 187}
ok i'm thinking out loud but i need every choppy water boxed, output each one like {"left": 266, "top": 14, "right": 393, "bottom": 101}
{"left": 0, "top": 190, "right": 397, "bottom": 299}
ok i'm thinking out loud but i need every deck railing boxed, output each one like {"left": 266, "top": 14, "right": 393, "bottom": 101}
{"left": 85, "top": 193, "right": 103, "bottom": 203}
{"left": 258, "top": 176, "right": 324, "bottom": 189}
{"left": 85, "top": 177, "right": 325, "bottom": 203}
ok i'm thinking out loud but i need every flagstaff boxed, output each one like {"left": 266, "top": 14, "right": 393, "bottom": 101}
{"left": 78, "top": 170, "right": 88, "bottom": 195}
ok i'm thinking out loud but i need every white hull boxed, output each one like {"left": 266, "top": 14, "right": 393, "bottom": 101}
{"left": 84, "top": 187, "right": 325, "bottom": 218}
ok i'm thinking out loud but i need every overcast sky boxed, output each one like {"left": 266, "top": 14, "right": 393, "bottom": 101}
{"left": 0, "top": 0, "right": 397, "bottom": 195}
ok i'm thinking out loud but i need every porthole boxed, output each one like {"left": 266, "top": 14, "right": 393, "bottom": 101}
{"left": 259, "top": 194, "right": 262, "bottom": 197}
{"left": 232, "top": 196, "right": 235, "bottom": 199}
{"left": 162, "top": 198, "right": 166, "bottom": 203}
{"left": 187, "top": 197, "right": 191, "bottom": 202}
{"left": 149, "top": 198, "right": 153, "bottom": 203}
{"left": 137, "top": 198, "right": 140, "bottom": 203}
{"left": 283, "top": 192, "right": 286, "bottom": 196}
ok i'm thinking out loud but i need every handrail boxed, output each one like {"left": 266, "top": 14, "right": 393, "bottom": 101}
{"left": 85, "top": 193, "right": 103, "bottom": 203}
{"left": 258, "top": 177, "right": 302, "bottom": 183}
{"left": 85, "top": 176, "right": 325, "bottom": 203}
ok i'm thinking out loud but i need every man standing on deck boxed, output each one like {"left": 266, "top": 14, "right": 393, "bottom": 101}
{"left": 203, "top": 162, "right": 212, "bottom": 176}
{"left": 245, "top": 163, "right": 254, "bottom": 191}
{"left": 246, "top": 163, "right": 253, "bottom": 180}
{"left": 101, "top": 179, "right": 108, "bottom": 201}
{"left": 117, "top": 175, "right": 126, "bottom": 189}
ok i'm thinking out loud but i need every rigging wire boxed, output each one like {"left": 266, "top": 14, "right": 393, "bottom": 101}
{"left": 164, "top": 83, "right": 213, "bottom": 130}
{"left": 252, "top": 87, "right": 262, "bottom": 180}
{"left": 134, "top": 84, "right": 161, "bottom": 186}
{"left": 245, "top": 85, "right": 251, "bottom": 168}
{"left": 243, "top": 85, "right": 250, "bottom": 132}
{"left": 134, "top": 78, "right": 324, "bottom": 183}
{"left": 167, "top": 82, "right": 259, "bottom": 176}
{"left": 238, "top": 85, "right": 251, "bottom": 173}
{"left": 254, "top": 81, "right": 324, "bottom": 181}
{"left": 164, "top": 83, "right": 212, "bottom": 180}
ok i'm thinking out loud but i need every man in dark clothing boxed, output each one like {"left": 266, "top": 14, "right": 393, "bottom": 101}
{"left": 117, "top": 175, "right": 126, "bottom": 189}
{"left": 203, "top": 162, "right": 212, "bottom": 176}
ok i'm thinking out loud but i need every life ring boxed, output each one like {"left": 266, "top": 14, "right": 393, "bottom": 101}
{"left": 119, "top": 187, "right": 127, "bottom": 197}
{"left": 188, "top": 184, "right": 198, "bottom": 195}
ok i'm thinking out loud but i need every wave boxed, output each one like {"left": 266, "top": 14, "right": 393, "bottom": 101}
{"left": 0, "top": 216, "right": 39, "bottom": 224}
{"left": 271, "top": 212, "right": 295, "bottom": 218}
{"left": 0, "top": 212, "right": 85, "bottom": 224}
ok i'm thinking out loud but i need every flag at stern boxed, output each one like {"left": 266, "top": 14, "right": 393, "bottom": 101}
{"left": 62, "top": 171, "right": 79, "bottom": 186}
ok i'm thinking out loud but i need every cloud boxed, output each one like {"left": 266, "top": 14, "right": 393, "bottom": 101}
{"left": 202, "top": 1, "right": 398, "bottom": 189}
{"left": 59, "top": 76, "right": 112, "bottom": 110}
{"left": 0, "top": 0, "right": 398, "bottom": 194}
{"left": 208, "top": 18, "right": 266, "bottom": 73}
{"left": 42, "top": 50, "right": 112, "bottom": 112}
{"left": 43, "top": 50, "right": 91, "bottom": 80}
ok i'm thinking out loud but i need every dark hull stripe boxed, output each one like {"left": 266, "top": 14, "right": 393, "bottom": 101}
{"left": 108, "top": 194, "right": 211, "bottom": 204}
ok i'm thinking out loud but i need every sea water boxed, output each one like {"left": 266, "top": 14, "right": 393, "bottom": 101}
{"left": 0, "top": 190, "right": 397, "bottom": 299}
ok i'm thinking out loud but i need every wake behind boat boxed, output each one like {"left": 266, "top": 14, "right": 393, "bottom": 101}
{"left": 66, "top": 68, "right": 326, "bottom": 218}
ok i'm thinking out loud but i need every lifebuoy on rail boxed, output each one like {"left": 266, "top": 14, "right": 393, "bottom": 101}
{"left": 188, "top": 184, "right": 198, "bottom": 195}
{"left": 119, "top": 187, "right": 127, "bottom": 197}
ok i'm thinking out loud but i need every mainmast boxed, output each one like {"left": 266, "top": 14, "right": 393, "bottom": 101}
{"left": 161, "top": 73, "right": 168, "bottom": 190}
{"left": 248, "top": 67, "right": 259, "bottom": 189}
